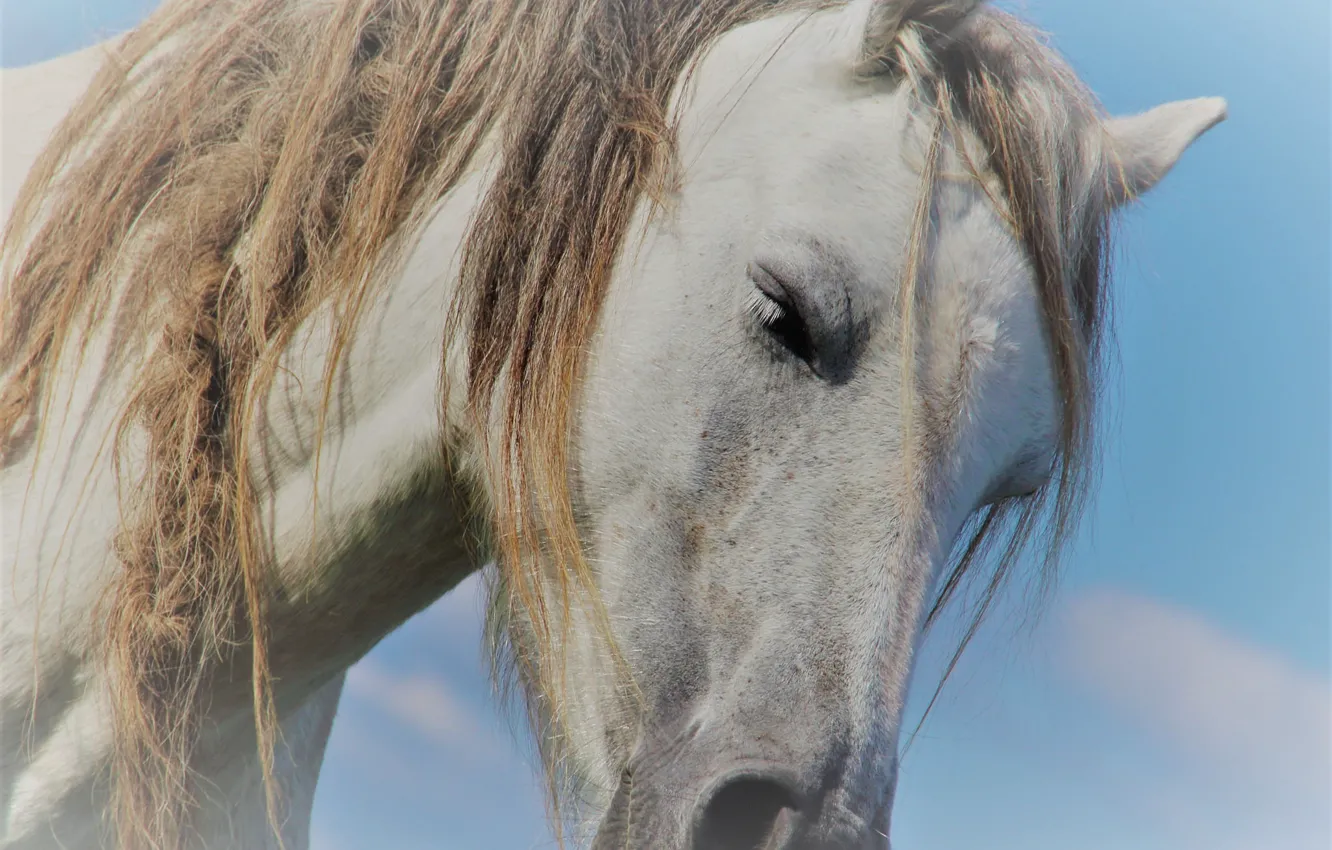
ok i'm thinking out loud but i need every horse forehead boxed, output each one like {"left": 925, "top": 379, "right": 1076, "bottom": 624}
{"left": 674, "top": 16, "right": 928, "bottom": 252}
{"left": 671, "top": 9, "right": 1038, "bottom": 321}
{"left": 675, "top": 11, "right": 880, "bottom": 162}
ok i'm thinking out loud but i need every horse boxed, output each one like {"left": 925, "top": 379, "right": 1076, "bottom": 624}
{"left": 0, "top": 0, "right": 1225, "bottom": 847}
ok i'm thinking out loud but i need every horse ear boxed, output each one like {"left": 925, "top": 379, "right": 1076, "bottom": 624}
{"left": 1101, "top": 97, "right": 1228, "bottom": 205}
{"left": 850, "top": 0, "right": 986, "bottom": 75}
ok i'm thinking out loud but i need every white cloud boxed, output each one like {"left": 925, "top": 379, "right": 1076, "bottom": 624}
{"left": 320, "top": 652, "right": 547, "bottom": 844}
{"left": 308, "top": 823, "right": 344, "bottom": 850}
{"left": 1055, "top": 587, "right": 1331, "bottom": 849}
{"left": 343, "top": 658, "right": 497, "bottom": 761}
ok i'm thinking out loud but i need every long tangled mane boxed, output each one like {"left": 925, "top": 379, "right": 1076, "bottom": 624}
{"left": 0, "top": 0, "right": 1115, "bottom": 847}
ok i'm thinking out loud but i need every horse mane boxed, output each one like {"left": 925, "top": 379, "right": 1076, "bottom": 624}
{"left": 861, "top": 4, "right": 1116, "bottom": 744}
{"left": 0, "top": 0, "right": 1114, "bottom": 847}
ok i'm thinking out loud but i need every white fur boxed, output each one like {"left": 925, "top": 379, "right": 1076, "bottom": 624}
{"left": 0, "top": 4, "right": 1223, "bottom": 847}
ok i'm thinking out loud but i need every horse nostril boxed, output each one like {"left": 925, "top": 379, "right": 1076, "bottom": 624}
{"left": 692, "top": 775, "right": 801, "bottom": 850}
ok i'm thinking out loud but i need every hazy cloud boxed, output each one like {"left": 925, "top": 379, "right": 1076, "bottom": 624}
{"left": 318, "top": 618, "right": 548, "bottom": 849}
{"left": 343, "top": 658, "right": 497, "bottom": 761}
{"left": 308, "top": 824, "right": 344, "bottom": 850}
{"left": 1055, "top": 587, "right": 1331, "bottom": 848}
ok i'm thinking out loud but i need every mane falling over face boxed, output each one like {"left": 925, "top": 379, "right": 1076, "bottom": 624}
{"left": 0, "top": 0, "right": 1225, "bottom": 847}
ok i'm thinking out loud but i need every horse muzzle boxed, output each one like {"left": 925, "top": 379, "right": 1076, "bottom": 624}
{"left": 588, "top": 738, "right": 893, "bottom": 850}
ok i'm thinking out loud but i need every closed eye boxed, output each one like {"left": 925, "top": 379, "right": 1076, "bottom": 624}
{"left": 746, "top": 265, "right": 814, "bottom": 366}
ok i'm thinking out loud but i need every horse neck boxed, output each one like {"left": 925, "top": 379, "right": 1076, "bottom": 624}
{"left": 264, "top": 144, "right": 499, "bottom": 475}
{"left": 250, "top": 144, "right": 501, "bottom": 609}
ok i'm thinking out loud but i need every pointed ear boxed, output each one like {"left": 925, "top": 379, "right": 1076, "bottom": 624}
{"left": 1102, "top": 97, "right": 1228, "bottom": 205}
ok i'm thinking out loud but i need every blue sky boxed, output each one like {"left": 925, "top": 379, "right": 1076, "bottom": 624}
{"left": 3, "top": 1, "right": 1328, "bottom": 848}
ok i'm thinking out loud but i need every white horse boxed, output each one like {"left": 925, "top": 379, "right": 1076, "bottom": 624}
{"left": 0, "top": 0, "right": 1224, "bottom": 848}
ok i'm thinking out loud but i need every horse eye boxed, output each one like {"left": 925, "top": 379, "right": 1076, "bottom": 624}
{"left": 745, "top": 264, "right": 814, "bottom": 366}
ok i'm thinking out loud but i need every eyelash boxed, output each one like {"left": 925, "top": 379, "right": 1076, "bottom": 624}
{"left": 744, "top": 287, "right": 787, "bottom": 328}
{"left": 745, "top": 279, "right": 815, "bottom": 366}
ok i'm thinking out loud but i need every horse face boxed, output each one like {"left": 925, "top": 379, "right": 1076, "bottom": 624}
{"left": 562, "top": 11, "right": 1051, "bottom": 846}
{"left": 555, "top": 5, "right": 1223, "bottom": 848}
